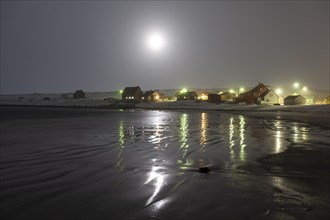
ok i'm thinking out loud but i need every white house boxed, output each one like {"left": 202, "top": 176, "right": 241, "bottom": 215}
{"left": 304, "top": 95, "right": 314, "bottom": 105}
{"left": 259, "top": 90, "right": 283, "bottom": 105}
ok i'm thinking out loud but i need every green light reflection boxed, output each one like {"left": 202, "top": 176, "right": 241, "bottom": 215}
{"left": 178, "top": 113, "right": 191, "bottom": 167}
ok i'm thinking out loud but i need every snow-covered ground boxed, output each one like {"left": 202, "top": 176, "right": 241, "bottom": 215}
{"left": 137, "top": 100, "right": 330, "bottom": 113}
{"left": 1, "top": 93, "right": 329, "bottom": 114}
{"left": 0, "top": 92, "right": 119, "bottom": 107}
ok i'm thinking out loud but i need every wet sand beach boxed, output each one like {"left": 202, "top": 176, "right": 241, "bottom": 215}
{"left": 0, "top": 106, "right": 329, "bottom": 220}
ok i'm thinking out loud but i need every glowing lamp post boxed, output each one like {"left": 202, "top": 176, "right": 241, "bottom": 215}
{"left": 293, "top": 83, "right": 307, "bottom": 95}
{"left": 293, "top": 83, "right": 300, "bottom": 95}
{"left": 275, "top": 88, "right": 282, "bottom": 95}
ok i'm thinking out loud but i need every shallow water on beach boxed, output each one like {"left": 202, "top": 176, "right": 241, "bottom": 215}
{"left": 0, "top": 107, "right": 329, "bottom": 220}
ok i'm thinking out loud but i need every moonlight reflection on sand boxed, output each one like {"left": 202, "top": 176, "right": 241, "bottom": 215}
{"left": 1, "top": 107, "right": 329, "bottom": 220}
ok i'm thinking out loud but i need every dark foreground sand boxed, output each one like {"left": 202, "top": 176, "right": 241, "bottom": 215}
{"left": 0, "top": 106, "right": 329, "bottom": 220}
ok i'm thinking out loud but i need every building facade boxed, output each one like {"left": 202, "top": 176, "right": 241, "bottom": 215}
{"left": 177, "top": 91, "right": 198, "bottom": 100}
{"left": 284, "top": 95, "right": 306, "bottom": 105}
{"left": 122, "top": 86, "right": 144, "bottom": 102}
{"left": 236, "top": 82, "right": 269, "bottom": 104}
{"left": 259, "top": 90, "right": 283, "bottom": 105}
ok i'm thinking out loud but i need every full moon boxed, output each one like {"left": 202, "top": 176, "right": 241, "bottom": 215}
{"left": 146, "top": 32, "right": 166, "bottom": 51}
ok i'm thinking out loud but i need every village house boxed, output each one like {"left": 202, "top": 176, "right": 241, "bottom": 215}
{"left": 208, "top": 93, "right": 221, "bottom": 103}
{"left": 197, "top": 92, "right": 210, "bottom": 101}
{"left": 220, "top": 92, "right": 236, "bottom": 102}
{"left": 142, "top": 90, "right": 164, "bottom": 102}
{"left": 122, "top": 86, "right": 143, "bottom": 102}
{"left": 314, "top": 96, "right": 325, "bottom": 104}
{"left": 304, "top": 95, "right": 314, "bottom": 105}
{"left": 258, "top": 90, "right": 283, "bottom": 105}
{"left": 284, "top": 95, "right": 306, "bottom": 105}
{"left": 73, "top": 90, "right": 85, "bottom": 99}
{"left": 177, "top": 91, "right": 198, "bottom": 100}
{"left": 324, "top": 95, "right": 330, "bottom": 104}
{"left": 236, "top": 82, "right": 269, "bottom": 104}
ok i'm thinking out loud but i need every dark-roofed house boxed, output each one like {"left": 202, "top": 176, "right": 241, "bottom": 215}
{"left": 236, "top": 82, "right": 269, "bottom": 104}
{"left": 258, "top": 90, "right": 283, "bottom": 105}
{"left": 73, "top": 90, "right": 85, "bottom": 99}
{"left": 177, "top": 91, "right": 198, "bottom": 100}
{"left": 284, "top": 95, "right": 306, "bottom": 105}
{"left": 220, "top": 92, "right": 236, "bottom": 102}
{"left": 208, "top": 93, "right": 221, "bottom": 103}
{"left": 122, "top": 86, "right": 143, "bottom": 102}
{"left": 142, "top": 90, "right": 164, "bottom": 102}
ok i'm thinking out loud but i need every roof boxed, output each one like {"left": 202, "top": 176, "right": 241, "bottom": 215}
{"left": 123, "top": 86, "right": 142, "bottom": 95}
{"left": 144, "top": 90, "right": 155, "bottom": 97}
{"left": 239, "top": 82, "right": 268, "bottom": 96}
{"left": 178, "top": 91, "right": 198, "bottom": 97}
{"left": 284, "top": 95, "right": 304, "bottom": 100}
{"left": 259, "top": 89, "right": 275, "bottom": 99}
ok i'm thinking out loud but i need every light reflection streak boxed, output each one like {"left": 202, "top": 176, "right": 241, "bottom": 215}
{"left": 177, "top": 113, "right": 192, "bottom": 168}
{"left": 239, "top": 115, "right": 246, "bottom": 161}
{"left": 149, "top": 116, "right": 162, "bottom": 149}
{"left": 292, "top": 123, "right": 308, "bottom": 143}
{"left": 229, "top": 117, "right": 235, "bottom": 159}
{"left": 200, "top": 113, "right": 207, "bottom": 149}
{"left": 274, "top": 121, "right": 282, "bottom": 153}
{"left": 116, "top": 120, "right": 125, "bottom": 173}
{"left": 128, "top": 124, "right": 135, "bottom": 142}
{"left": 145, "top": 166, "right": 166, "bottom": 206}
{"left": 293, "top": 124, "right": 299, "bottom": 143}
{"left": 147, "top": 199, "right": 170, "bottom": 218}
{"left": 180, "top": 114, "right": 189, "bottom": 158}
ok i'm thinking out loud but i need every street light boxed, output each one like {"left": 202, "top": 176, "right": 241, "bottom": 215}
{"left": 239, "top": 87, "right": 245, "bottom": 93}
{"left": 275, "top": 88, "right": 282, "bottom": 95}
{"left": 293, "top": 82, "right": 301, "bottom": 95}
{"left": 181, "top": 88, "right": 188, "bottom": 94}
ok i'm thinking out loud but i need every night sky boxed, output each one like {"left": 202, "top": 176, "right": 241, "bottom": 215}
{"left": 1, "top": 0, "right": 329, "bottom": 94}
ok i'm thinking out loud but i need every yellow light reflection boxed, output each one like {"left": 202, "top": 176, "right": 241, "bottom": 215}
{"left": 292, "top": 124, "right": 299, "bottom": 143}
{"left": 145, "top": 166, "right": 166, "bottom": 206}
{"left": 292, "top": 123, "right": 308, "bottom": 143}
{"left": 177, "top": 113, "right": 191, "bottom": 168}
{"left": 274, "top": 121, "right": 282, "bottom": 153}
{"left": 239, "top": 115, "right": 246, "bottom": 161}
{"left": 200, "top": 113, "right": 207, "bottom": 149}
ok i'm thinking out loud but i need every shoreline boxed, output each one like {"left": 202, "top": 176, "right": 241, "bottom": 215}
{"left": 1, "top": 103, "right": 329, "bottom": 128}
